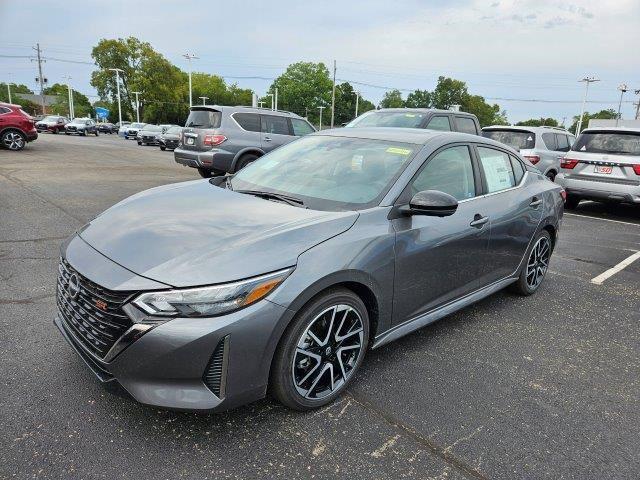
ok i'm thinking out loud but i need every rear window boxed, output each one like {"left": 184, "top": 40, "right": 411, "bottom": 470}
{"left": 185, "top": 109, "right": 222, "bottom": 129}
{"left": 572, "top": 131, "right": 640, "bottom": 156}
{"left": 482, "top": 129, "right": 535, "bottom": 150}
{"left": 347, "top": 111, "right": 427, "bottom": 128}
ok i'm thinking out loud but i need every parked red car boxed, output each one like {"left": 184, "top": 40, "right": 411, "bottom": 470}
{"left": 0, "top": 103, "right": 38, "bottom": 151}
{"left": 36, "top": 115, "right": 69, "bottom": 134}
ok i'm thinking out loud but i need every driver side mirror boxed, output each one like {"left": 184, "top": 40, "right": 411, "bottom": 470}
{"left": 401, "top": 190, "right": 458, "bottom": 217}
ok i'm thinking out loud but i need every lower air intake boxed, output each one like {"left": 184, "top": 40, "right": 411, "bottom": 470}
{"left": 203, "top": 336, "right": 229, "bottom": 398}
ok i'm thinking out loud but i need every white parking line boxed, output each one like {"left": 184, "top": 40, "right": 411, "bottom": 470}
{"left": 565, "top": 213, "right": 640, "bottom": 227}
{"left": 591, "top": 251, "right": 640, "bottom": 285}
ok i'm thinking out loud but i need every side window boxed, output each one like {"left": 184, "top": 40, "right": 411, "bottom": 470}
{"left": 567, "top": 135, "right": 576, "bottom": 148}
{"left": 555, "top": 134, "right": 570, "bottom": 152}
{"left": 542, "top": 132, "right": 557, "bottom": 151}
{"left": 0, "top": 107, "right": 10, "bottom": 114}
{"left": 510, "top": 155, "right": 525, "bottom": 184}
{"left": 410, "top": 145, "right": 476, "bottom": 201}
{"left": 233, "top": 113, "right": 261, "bottom": 132}
{"left": 477, "top": 147, "right": 516, "bottom": 193}
{"left": 426, "top": 115, "right": 451, "bottom": 131}
{"left": 291, "top": 118, "right": 315, "bottom": 136}
{"left": 261, "top": 115, "right": 291, "bottom": 135}
{"left": 455, "top": 116, "right": 478, "bottom": 135}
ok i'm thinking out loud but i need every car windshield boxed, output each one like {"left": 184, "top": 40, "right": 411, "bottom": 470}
{"left": 42, "top": 116, "right": 60, "bottom": 122}
{"left": 572, "top": 131, "right": 640, "bottom": 156}
{"left": 166, "top": 126, "right": 182, "bottom": 134}
{"left": 482, "top": 129, "right": 536, "bottom": 150}
{"left": 346, "top": 111, "right": 427, "bottom": 128}
{"left": 230, "top": 135, "right": 418, "bottom": 211}
{"left": 131, "top": 123, "right": 145, "bottom": 128}
{"left": 142, "top": 125, "right": 161, "bottom": 132}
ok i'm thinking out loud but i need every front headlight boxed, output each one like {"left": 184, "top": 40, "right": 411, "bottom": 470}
{"left": 132, "top": 268, "right": 293, "bottom": 318}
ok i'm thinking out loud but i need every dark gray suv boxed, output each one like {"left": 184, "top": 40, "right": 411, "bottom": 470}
{"left": 174, "top": 105, "right": 316, "bottom": 178}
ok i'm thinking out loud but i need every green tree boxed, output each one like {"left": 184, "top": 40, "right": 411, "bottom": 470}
{"left": 569, "top": 109, "right": 617, "bottom": 134}
{"left": 380, "top": 89, "right": 405, "bottom": 108}
{"left": 431, "top": 77, "right": 467, "bottom": 109}
{"left": 0, "top": 83, "right": 40, "bottom": 114}
{"left": 515, "top": 117, "right": 559, "bottom": 127}
{"left": 332, "top": 82, "right": 375, "bottom": 125}
{"left": 405, "top": 89, "right": 431, "bottom": 108}
{"left": 44, "top": 83, "right": 94, "bottom": 118}
{"left": 461, "top": 94, "right": 507, "bottom": 127}
{"left": 266, "top": 62, "right": 333, "bottom": 126}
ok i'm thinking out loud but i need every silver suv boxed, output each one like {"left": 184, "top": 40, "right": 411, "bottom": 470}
{"left": 556, "top": 127, "right": 640, "bottom": 208}
{"left": 482, "top": 126, "right": 576, "bottom": 181}
{"left": 174, "top": 105, "right": 316, "bottom": 177}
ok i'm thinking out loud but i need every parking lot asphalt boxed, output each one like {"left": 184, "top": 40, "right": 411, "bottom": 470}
{"left": 1, "top": 133, "right": 639, "bottom": 479}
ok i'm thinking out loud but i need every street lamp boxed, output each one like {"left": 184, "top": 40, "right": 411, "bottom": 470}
{"left": 576, "top": 76, "right": 599, "bottom": 135}
{"left": 199, "top": 96, "right": 209, "bottom": 106}
{"left": 616, "top": 83, "right": 628, "bottom": 127}
{"left": 318, "top": 106, "right": 325, "bottom": 130}
{"left": 64, "top": 75, "right": 74, "bottom": 119}
{"left": 354, "top": 90, "right": 360, "bottom": 118}
{"left": 5, "top": 73, "right": 12, "bottom": 104}
{"left": 266, "top": 93, "right": 275, "bottom": 111}
{"left": 131, "top": 91, "right": 141, "bottom": 123}
{"left": 108, "top": 68, "right": 124, "bottom": 125}
{"left": 183, "top": 53, "right": 199, "bottom": 108}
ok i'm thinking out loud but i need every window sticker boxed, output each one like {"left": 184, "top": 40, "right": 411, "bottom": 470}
{"left": 483, "top": 155, "right": 513, "bottom": 191}
{"left": 386, "top": 147, "right": 412, "bottom": 155}
{"left": 351, "top": 154, "right": 364, "bottom": 171}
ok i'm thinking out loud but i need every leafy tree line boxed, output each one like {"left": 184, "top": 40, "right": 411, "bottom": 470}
{"left": 0, "top": 82, "right": 40, "bottom": 114}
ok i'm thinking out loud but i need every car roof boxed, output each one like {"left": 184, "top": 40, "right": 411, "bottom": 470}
{"left": 369, "top": 108, "right": 477, "bottom": 116}
{"left": 191, "top": 104, "right": 303, "bottom": 118}
{"left": 483, "top": 125, "right": 572, "bottom": 134}
{"left": 313, "top": 127, "right": 500, "bottom": 146}
{"left": 581, "top": 127, "right": 640, "bottom": 134}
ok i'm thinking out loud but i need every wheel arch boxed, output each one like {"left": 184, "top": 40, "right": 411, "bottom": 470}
{"left": 230, "top": 148, "right": 265, "bottom": 172}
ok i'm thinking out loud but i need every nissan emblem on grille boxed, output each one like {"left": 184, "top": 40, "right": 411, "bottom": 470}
{"left": 68, "top": 273, "right": 81, "bottom": 299}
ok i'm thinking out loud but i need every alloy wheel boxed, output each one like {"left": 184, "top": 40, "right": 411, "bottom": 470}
{"left": 3, "top": 132, "right": 25, "bottom": 150}
{"left": 292, "top": 304, "right": 364, "bottom": 400}
{"left": 526, "top": 236, "right": 550, "bottom": 289}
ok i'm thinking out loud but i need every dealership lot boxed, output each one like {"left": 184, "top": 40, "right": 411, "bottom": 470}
{"left": 1, "top": 134, "right": 639, "bottom": 479}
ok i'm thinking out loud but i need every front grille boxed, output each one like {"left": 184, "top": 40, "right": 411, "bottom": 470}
{"left": 67, "top": 126, "right": 76, "bottom": 131}
{"left": 203, "top": 336, "right": 229, "bottom": 398}
{"left": 56, "top": 258, "right": 134, "bottom": 360}
{"left": 143, "top": 136, "right": 155, "bottom": 141}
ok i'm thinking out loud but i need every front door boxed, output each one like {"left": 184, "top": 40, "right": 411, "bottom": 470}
{"left": 392, "top": 144, "right": 491, "bottom": 324}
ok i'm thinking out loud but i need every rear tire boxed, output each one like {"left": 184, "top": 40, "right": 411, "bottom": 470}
{"left": 1, "top": 130, "right": 27, "bottom": 151}
{"left": 197, "top": 168, "right": 213, "bottom": 178}
{"left": 545, "top": 171, "right": 556, "bottom": 182}
{"left": 509, "top": 230, "right": 552, "bottom": 296}
{"left": 270, "top": 288, "right": 370, "bottom": 411}
{"left": 160, "top": 146, "right": 166, "bottom": 151}
{"left": 565, "top": 195, "right": 580, "bottom": 209}
{"left": 234, "top": 153, "right": 259, "bottom": 172}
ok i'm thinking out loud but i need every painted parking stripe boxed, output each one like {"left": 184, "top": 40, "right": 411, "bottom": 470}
{"left": 564, "top": 213, "right": 640, "bottom": 227}
{"left": 590, "top": 251, "right": 640, "bottom": 285}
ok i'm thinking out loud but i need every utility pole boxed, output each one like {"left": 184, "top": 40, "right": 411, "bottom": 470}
{"left": 634, "top": 89, "right": 640, "bottom": 120}
{"left": 199, "top": 96, "right": 209, "bottom": 105}
{"left": 32, "top": 43, "right": 47, "bottom": 114}
{"left": 6, "top": 75, "right": 12, "bottom": 104}
{"left": 183, "top": 53, "right": 199, "bottom": 108}
{"left": 274, "top": 88, "right": 278, "bottom": 111}
{"left": 108, "top": 68, "right": 124, "bottom": 125}
{"left": 64, "top": 76, "right": 74, "bottom": 119}
{"left": 131, "top": 91, "right": 141, "bottom": 123}
{"left": 330, "top": 60, "right": 336, "bottom": 128}
{"left": 576, "top": 76, "right": 599, "bottom": 135}
{"left": 616, "top": 83, "right": 628, "bottom": 127}
{"left": 318, "top": 106, "right": 325, "bottom": 130}
{"left": 354, "top": 90, "right": 360, "bottom": 118}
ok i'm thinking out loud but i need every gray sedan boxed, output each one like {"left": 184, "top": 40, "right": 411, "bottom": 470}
{"left": 54, "top": 128, "right": 563, "bottom": 412}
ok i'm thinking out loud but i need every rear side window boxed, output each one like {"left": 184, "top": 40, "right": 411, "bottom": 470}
{"left": 261, "top": 115, "right": 291, "bottom": 135}
{"left": 0, "top": 107, "right": 10, "bottom": 114}
{"left": 510, "top": 155, "right": 525, "bottom": 183}
{"left": 477, "top": 147, "right": 516, "bottom": 193}
{"left": 291, "top": 118, "right": 315, "bottom": 136}
{"left": 572, "top": 131, "right": 640, "bottom": 156}
{"left": 542, "top": 133, "right": 557, "bottom": 150}
{"left": 555, "top": 134, "right": 570, "bottom": 152}
{"left": 482, "top": 129, "right": 535, "bottom": 150}
{"left": 455, "top": 116, "right": 478, "bottom": 135}
{"left": 426, "top": 116, "right": 451, "bottom": 131}
{"left": 233, "top": 113, "right": 261, "bottom": 132}
{"left": 185, "top": 109, "right": 222, "bottom": 129}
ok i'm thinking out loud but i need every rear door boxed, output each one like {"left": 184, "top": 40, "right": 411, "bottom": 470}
{"left": 425, "top": 115, "right": 452, "bottom": 132}
{"left": 260, "top": 114, "right": 294, "bottom": 152}
{"left": 454, "top": 115, "right": 479, "bottom": 135}
{"left": 182, "top": 108, "right": 222, "bottom": 152}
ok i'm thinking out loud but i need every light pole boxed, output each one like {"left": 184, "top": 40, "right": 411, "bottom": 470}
{"left": 64, "top": 75, "right": 74, "bottom": 119}
{"left": 199, "top": 96, "right": 209, "bottom": 106}
{"left": 131, "top": 91, "right": 141, "bottom": 123}
{"left": 6, "top": 79, "right": 12, "bottom": 104}
{"left": 576, "top": 76, "right": 599, "bottom": 135}
{"left": 616, "top": 83, "right": 628, "bottom": 127}
{"left": 267, "top": 93, "right": 275, "bottom": 110}
{"left": 318, "top": 106, "right": 325, "bottom": 130}
{"left": 183, "top": 53, "right": 199, "bottom": 108}
{"left": 108, "top": 68, "right": 124, "bottom": 125}
{"left": 274, "top": 88, "right": 278, "bottom": 111}
{"left": 635, "top": 89, "right": 640, "bottom": 120}
{"left": 354, "top": 90, "right": 360, "bottom": 118}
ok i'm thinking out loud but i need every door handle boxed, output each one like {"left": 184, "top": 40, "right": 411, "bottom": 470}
{"left": 529, "top": 197, "right": 542, "bottom": 207}
{"left": 470, "top": 214, "right": 488, "bottom": 228}
{"left": 264, "top": 136, "right": 272, "bottom": 142}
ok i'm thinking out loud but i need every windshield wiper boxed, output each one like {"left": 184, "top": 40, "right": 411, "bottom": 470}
{"left": 235, "top": 189, "right": 306, "bottom": 207}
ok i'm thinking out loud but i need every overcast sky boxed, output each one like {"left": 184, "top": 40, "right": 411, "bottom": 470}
{"left": 1, "top": 0, "right": 638, "bottom": 123}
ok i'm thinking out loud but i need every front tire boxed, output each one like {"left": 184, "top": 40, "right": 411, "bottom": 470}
{"left": 510, "top": 230, "right": 552, "bottom": 296}
{"left": 270, "top": 288, "right": 369, "bottom": 411}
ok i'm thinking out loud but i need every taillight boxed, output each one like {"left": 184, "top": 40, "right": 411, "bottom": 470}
{"left": 633, "top": 164, "right": 640, "bottom": 176}
{"left": 203, "top": 134, "right": 226, "bottom": 146}
{"left": 560, "top": 189, "right": 567, "bottom": 202}
{"left": 561, "top": 158, "right": 579, "bottom": 169}
{"left": 524, "top": 155, "right": 540, "bottom": 165}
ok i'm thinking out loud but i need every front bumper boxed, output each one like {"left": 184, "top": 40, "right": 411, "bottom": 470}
{"left": 174, "top": 146, "right": 234, "bottom": 172}
{"left": 556, "top": 172, "right": 640, "bottom": 204}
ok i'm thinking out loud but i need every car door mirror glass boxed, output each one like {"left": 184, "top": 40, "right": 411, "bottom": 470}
{"left": 406, "top": 190, "right": 458, "bottom": 217}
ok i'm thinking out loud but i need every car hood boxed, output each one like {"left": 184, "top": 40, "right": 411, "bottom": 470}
{"left": 78, "top": 180, "right": 358, "bottom": 288}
